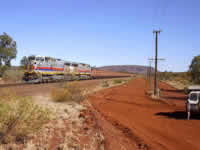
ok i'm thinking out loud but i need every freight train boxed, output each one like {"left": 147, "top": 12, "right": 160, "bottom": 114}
{"left": 23, "top": 55, "right": 91, "bottom": 83}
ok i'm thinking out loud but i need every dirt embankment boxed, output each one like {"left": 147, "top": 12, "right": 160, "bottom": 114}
{"left": 0, "top": 78, "right": 130, "bottom": 150}
{"left": 1, "top": 77, "right": 199, "bottom": 150}
{"left": 88, "top": 78, "right": 200, "bottom": 150}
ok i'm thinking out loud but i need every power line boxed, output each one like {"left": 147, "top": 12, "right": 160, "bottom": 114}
{"left": 148, "top": 58, "right": 165, "bottom": 61}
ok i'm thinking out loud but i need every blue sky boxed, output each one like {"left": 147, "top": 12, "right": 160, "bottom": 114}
{"left": 0, "top": 0, "right": 200, "bottom": 72}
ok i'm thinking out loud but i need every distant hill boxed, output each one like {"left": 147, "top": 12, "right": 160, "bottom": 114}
{"left": 98, "top": 65, "right": 155, "bottom": 74}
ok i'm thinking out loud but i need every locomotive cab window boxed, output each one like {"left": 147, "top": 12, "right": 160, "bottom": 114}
{"left": 64, "top": 63, "right": 70, "bottom": 66}
{"left": 72, "top": 64, "right": 78, "bottom": 67}
{"left": 28, "top": 56, "right": 36, "bottom": 61}
{"left": 45, "top": 57, "right": 51, "bottom": 62}
{"left": 36, "top": 57, "right": 44, "bottom": 62}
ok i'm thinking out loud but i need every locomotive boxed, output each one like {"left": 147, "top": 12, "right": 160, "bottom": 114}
{"left": 23, "top": 55, "right": 91, "bottom": 83}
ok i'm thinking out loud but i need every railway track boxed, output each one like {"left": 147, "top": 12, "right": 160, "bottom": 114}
{"left": 0, "top": 75, "right": 131, "bottom": 88}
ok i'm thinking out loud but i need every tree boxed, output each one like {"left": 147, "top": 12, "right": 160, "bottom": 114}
{"left": 0, "top": 32, "right": 17, "bottom": 66}
{"left": 20, "top": 56, "right": 29, "bottom": 67}
{"left": 189, "top": 55, "right": 200, "bottom": 84}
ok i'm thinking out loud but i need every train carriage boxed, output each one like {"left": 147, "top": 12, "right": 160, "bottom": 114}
{"left": 23, "top": 55, "right": 91, "bottom": 83}
{"left": 78, "top": 63, "right": 91, "bottom": 79}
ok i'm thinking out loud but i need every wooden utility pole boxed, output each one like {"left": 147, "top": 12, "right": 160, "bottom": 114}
{"left": 148, "top": 58, "right": 165, "bottom": 92}
{"left": 148, "top": 58, "right": 165, "bottom": 93}
{"left": 153, "top": 30, "right": 162, "bottom": 96}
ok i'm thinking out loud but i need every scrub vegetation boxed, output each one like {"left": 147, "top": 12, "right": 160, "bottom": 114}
{"left": 158, "top": 55, "right": 200, "bottom": 86}
{"left": 158, "top": 71, "right": 191, "bottom": 85}
{"left": 2, "top": 69, "right": 24, "bottom": 82}
{"left": 102, "top": 80, "right": 109, "bottom": 87}
{"left": 112, "top": 79, "right": 123, "bottom": 84}
{"left": 51, "top": 81, "right": 84, "bottom": 103}
{"left": 0, "top": 89, "right": 51, "bottom": 144}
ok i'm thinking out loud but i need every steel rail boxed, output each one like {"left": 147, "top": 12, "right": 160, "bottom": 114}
{"left": 0, "top": 75, "right": 131, "bottom": 88}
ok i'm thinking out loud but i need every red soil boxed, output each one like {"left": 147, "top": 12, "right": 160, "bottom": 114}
{"left": 88, "top": 78, "right": 200, "bottom": 150}
{"left": 91, "top": 69, "right": 132, "bottom": 77}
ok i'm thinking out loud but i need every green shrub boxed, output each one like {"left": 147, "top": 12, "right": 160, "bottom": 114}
{"left": 113, "top": 79, "right": 123, "bottom": 84}
{"left": 102, "top": 80, "right": 109, "bottom": 87}
{"left": 0, "top": 89, "right": 51, "bottom": 144}
{"left": 0, "top": 66, "right": 9, "bottom": 77}
{"left": 158, "top": 71, "right": 191, "bottom": 85}
{"left": 2, "top": 69, "right": 24, "bottom": 82}
{"left": 51, "top": 81, "right": 84, "bottom": 103}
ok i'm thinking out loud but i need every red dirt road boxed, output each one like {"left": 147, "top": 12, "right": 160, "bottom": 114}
{"left": 89, "top": 78, "right": 200, "bottom": 150}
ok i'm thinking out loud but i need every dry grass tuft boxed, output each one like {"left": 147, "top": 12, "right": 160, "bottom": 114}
{"left": 102, "top": 80, "right": 109, "bottom": 87}
{"left": 113, "top": 79, "right": 123, "bottom": 84}
{"left": 0, "top": 89, "right": 51, "bottom": 144}
{"left": 51, "top": 81, "right": 84, "bottom": 103}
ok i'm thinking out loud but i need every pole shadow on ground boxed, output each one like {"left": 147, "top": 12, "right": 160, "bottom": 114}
{"left": 155, "top": 111, "right": 200, "bottom": 120}
{"left": 161, "top": 96, "right": 187, "bottom": 101}
{"left": 161, "top": 89, "right": 185, "bottom": 93}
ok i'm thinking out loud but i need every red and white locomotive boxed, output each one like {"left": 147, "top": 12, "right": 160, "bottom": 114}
{"left": 23, "top": 55, "right": 91, "bottom": 83}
